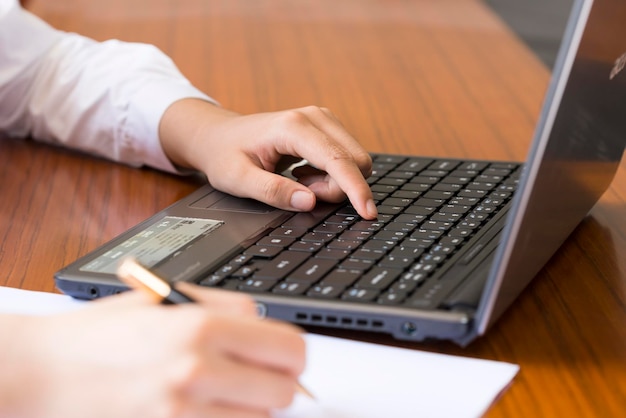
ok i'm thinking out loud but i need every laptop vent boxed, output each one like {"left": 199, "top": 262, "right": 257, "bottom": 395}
{"left": 294, "top": 312, "right": 384, "bottom": 329}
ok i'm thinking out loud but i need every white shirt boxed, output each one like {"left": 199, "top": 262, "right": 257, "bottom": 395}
{"left": 0, "top": 0, "right": 213, "bottom": 172}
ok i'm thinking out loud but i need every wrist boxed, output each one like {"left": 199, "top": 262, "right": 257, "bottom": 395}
{"left": 159, "top": 98, "right": 239, "bottom": 172}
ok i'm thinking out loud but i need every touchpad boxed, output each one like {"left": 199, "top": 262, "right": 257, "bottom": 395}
{"left": 190, "top": 191, "right": 273, "bottom": 213}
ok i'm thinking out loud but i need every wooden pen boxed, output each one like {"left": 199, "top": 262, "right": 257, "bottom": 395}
{"left": 116, "top": 256, "right": 315, "bottom": 400}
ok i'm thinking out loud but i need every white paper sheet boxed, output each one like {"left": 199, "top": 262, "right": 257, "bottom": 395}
{"left": 277, "top": 334, "right": 518, "bottom": 418}
{"left": 0, "top": 286, "right": 519, "bottom": 418}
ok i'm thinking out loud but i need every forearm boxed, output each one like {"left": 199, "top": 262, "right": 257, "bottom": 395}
{"left": 0, "top": 0, "right": 215, "bottom": 173}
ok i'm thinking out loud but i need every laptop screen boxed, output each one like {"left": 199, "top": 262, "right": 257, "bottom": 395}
{"left": 478, "top": 0, "right": 626, "bottom": 334}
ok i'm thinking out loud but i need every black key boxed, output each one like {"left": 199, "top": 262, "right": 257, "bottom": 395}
{"left": 239, "top": 279, "right": 278, "bottom": 292}
{"left": 198, "top": 274, "right": 226, "bottom": 287}
{"left": 272, "top": 281, "right": 309, "bottom": 295}
{"left": 325, "top": 214, "right": 358, "bottom": 225}
{"left": 412, "top": 175, "right": 440, "bottom": 184}
{"left": 429, "top": 244, "right": 454, "bottom": 256}
{"left": 372, "top": 161, "right": 398, "bottom": 171}
{"left": 373, "top": 229, "right": 408, "bottom": 241}
{"left": 402, "top": 237, "right": 435, "bottom": 249}
{"left": 372, "top": 191, "right": 389, "bottom": 201}
{"left": 355, "top": 267, "right": 402, "bottom": 289}
{"left": 441, "top": 176, "right": 471, "bottom": 185}
{"left": 424, "top": 190, "right": 454, "bottom": 200}
{"left": 228, "top": 254, "right": 253, "bottom": 266}
{"left": 313, "top": 223, "right": 347, "bottom": 234}
{"left": 420, "top": 170, "right": 450, "bottom": 177}
{"left": 350, "top": 248, "right": 385, "bottom": 261}
{"left": 466, "top": 181, "right": 497, "bottom": 191}
{"left": 378, "top": 254, "right": 414, "bottom": 269}
{"left": 438, "top": 235, "right": 465, "bottom": 247}
{"left": 336, "top": 205, "right": 359, "bottom": 216}
{"left": 427, "top": 160, "right": 460, "bottom": 171}
{"left": 342, "top": 288, "right": 380, "bottom": 302}
{"left": 406, "top": 205, "right": 437, "bottom": 216}
{"left": 327, "top": 239, "right": 361, "bottom": 251}
{"left": 430, "top": 212, "right": 463, "bottom": 223}
{"left": 414, "top": 197, "right": 444, "bottom": 207}
{"left": 475, "top": 174, "right": 503, "bottom": 183}
{"left": 375, "top": 155, "right": 406, "bottom": 164}
{"left": 382, "top": 197, "right": 413, "bottom": 207}
{"left": 395, "top": 213, "right": 427, "bottom": 224}
{"left": 389, "top": 279, "right": 420, "bottom": 293}
{"left": 448, "top": 196, "right": 480, "bottom": 206}
{"left": 459, "top": 161, "right": 489, "bottom": 171}
{"left": 245, "top": 245, "right": 283, "bottom": 258}
{"left": 301, "top": 232, "right": 335, "bottom": 243}
{"left": 289, "top": 241, "right": 324, "bottom": 252}
{"left": 400, "top": 183, "right": 430, "bottom": 192}
{"left": 377, "top": 177, "right": 407, "bottom": 187}
{"left": 350, "top": 221, "right": 384, "bottom": 232}
{"left": 421, "top": 220, "right": 454, "bottom": 231}
{"left": 387, "top": 171, "right": 416, "bottom": 180}
{"left": 448, "top": 228, "right": 472, "bottom": 238}
{"left": 377, "top": 205, "right": 404, "bottom": 215}
{"left": 409, "top": 262, "right": 437, "bottom": 275}
{"left": 220, "top": 279, "right": 241, "bottom": 291}
{"left": 288, "top": 258, "right": 337, "bottom": 283}
{"left": 432, "top": 183, "right": 463, "bottom": 193}
{"left": 340, "top": 230, "right": 373, "bottom": 241}
{"left": 319, "top": 268, "right": 362, "bottom": 287}
{"left": 441, "top": 204, "right": 472, "bottom": 214}
{"left": 361, "top": 239, "right": 397, "bottom": 252}
{"left": 270, "top": 226, "right": 307, "bottom": 239}
{"left": 257, "top": 236, "right": 295, "bottom": 248}
{"left": 339, "top": 258, "right": 376, "bottom": 271}
{"left": 457, "top": 189, "right": 488, "bottom": 199}
{"left": 377, "top": 291, "right": 407, "bottom": 305}
{"left": 307, "top": 284, "right": 346, "bottom": 299}
{"left": 231, "top": 265, "right": 255, "bottom": 278}
{"left": 409, "top": 228, "right": 443, "bottom": 240}
{"left": 384, "top": 222, "right": 416, "bottom": 232}
{"left": 254, "top": 251, "right": 309, "bottom": 279}
{"left": 420, "top": 253, "right": 447, "bottom": 264}
{"left": 371, "top": 184, "right": 398, "bottom": 194}
{"left": 392, "top": 190, "right": 422, "bottom": 199}
{"left": 315, "top": 249, "right": 350, "bottom": 260}
{"left": 481, "top": 197, "right": 505, "bottom": 207}
{"left": 396, "top": 158, "right": 433, "bottom": 172}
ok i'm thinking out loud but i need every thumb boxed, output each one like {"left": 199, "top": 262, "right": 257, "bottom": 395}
{"left": 243, "top": 166, "right": 317, "bottom": 212}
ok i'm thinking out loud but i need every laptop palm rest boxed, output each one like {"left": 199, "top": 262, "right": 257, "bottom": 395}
{"left": 190, "top": 190, "right": 273, "bottom": 213}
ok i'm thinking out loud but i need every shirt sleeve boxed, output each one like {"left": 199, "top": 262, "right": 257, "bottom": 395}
{"left": 0, "top": 0, "right": 216, "bottom": 173}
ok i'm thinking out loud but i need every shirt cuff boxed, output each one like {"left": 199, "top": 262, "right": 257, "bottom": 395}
{"left": 124, "top": 81, "right": 218, "bottom": 174}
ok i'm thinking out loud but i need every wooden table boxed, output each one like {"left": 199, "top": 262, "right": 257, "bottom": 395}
{"left": 4, "top": 0, "right": 625, "bottom": 416}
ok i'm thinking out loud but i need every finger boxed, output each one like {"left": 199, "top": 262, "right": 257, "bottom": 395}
{"left": 294, "top": 170, "right": 347, "bottom": 203}
{"left": 303, "top": 107, "right": 373, "bottom": 176}
{"left": 191, "top": 353, "right": 298, "bottom": 410}
{"left": 272, "top": 114, "right": 377, "bottom": 219}
{"left": 181, "top": 402, "right": 272, "bottom": 418}
{"left": 209, "top": 316, "right": 306, "bottom": 377}
{"left": 227, "top": 162, "right": 318, "bottom": 212}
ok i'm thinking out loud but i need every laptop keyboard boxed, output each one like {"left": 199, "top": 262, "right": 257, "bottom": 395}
{"left": 199, "top": 155, "right": 521, "bottom": 310}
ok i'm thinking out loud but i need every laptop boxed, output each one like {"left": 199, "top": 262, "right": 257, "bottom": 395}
{"left": 54, "top": 0, "right": 626, "bottom": 346}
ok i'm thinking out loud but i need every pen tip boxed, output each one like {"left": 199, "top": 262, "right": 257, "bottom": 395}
{"left": 297, "top": 383, "right": 316, "bottom": 400}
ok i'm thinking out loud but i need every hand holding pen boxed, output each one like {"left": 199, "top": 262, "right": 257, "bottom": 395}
{"left": 116, "top": 257, "right": 314, "bottom": 411}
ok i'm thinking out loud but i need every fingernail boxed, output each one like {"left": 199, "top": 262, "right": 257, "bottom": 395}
{"left": 366, "top": 199, "right": 378, "bottom": 219}
{"left": 290, "top": 190, "right": 315, "bottom": 211}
